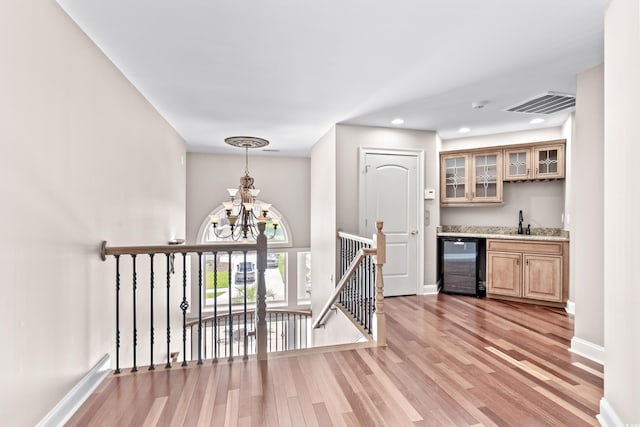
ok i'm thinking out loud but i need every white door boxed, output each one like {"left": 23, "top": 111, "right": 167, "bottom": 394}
{"left": 361, "top": 152, "right": 420, "bottom": 296}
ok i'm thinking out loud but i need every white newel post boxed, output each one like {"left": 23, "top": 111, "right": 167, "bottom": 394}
{"left": 256, "top": 222, "right": 268, "bottom": 359}
{"left": 374, "top": 221, "right": 387, "bottom": 346}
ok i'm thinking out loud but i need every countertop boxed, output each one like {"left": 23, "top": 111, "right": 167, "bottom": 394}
{"left": 437, "top": 226, "right": 570, "bottom": 242}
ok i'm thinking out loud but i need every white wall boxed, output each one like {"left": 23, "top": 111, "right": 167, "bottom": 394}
{"left": 441, "top": 181, "right": 564, "bottom": 228}
{"left": 441, "top": 127, "right": 563, "bottom": 151}
{"left": 602, "top": 1, "right": 640, "bottom": 424}
{"left": 572, "top": 65, "right": 604, "bottom": 351}
{"left": 0, "top": 2, "right": 186, "bottom": 425}
{"left": 440, "top": 128, "right": 565, "bottom": 229}
{"left": 561, "top": 114, "right": 575, "bottom": 303}
{"left": 335, "top": 124, "right": 440, "bottom": 288}
{"left": 310, "top": 127, "right": 337, "bottom": 330}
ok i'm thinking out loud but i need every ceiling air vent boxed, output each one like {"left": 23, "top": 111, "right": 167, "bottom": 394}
{"left": 505, "top": 91, "right": 575, "bottom": 114}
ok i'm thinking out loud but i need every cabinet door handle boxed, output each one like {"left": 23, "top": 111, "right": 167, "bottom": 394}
{"left": 516, "top": 258, "right": 519, "bottom": 265}
{"left": 526, "top": 168, "right": 529, "bottom": 177}
{"left": 526, "top": 259, "right": 529, "bottom": 266}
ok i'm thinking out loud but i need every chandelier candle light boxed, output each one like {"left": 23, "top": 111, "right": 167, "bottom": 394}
{"left": 210, "top": 136, "right": 280, "bottom": 241}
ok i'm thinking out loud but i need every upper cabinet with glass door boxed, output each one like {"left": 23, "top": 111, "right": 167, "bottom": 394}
{"left": 503, "top": 142, "right": 565, "bottom": 181}
{"left": 440, "top": 151, "right": 502, "bottom": 204}
{"left": 504, "top": 148, "right": 531, "bottom": 181}
{"left": 472, "top": 151, "right": 502, "bottom": 202}
{"left": 441, "top": 153, "right": 469, "bottom": 203}
{"left": 533, "top": 144, "right": 564, "bottom": 179}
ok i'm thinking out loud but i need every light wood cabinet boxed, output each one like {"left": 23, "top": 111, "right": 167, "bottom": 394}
{"left": 532, "top": 144, "right": 564, "bottom": 179}
{"left": 441, "top": 139, "right": 565, "bottom": 206}
{"left": 487, "top": 252, "right": 521, "bottom": 297}
{"left": 503, "top": 142, "right": 565, "bottom": 181}
{"left": 503, "top": 147, "right": 531, "bottom": 181}
{"left": 441, "top": 153, "right": 469, "bottom": 203}
{"left": 523, "top": 254, "right": 562, "bottom": 301}
{"left": 486, "top": 239, "right": 567, "bottom": 306}
{"left": 472, "top": 152, "right": 502, "bottom": 202}
{"left": 440, "top": 151, "right": 502, "bottom": 204}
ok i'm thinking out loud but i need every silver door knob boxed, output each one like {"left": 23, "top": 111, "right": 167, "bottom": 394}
{"left": 410, "top": 230, "right": 418, "bottom": 235}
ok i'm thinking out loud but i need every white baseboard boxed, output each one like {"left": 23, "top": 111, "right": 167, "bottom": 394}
{"left": 569, "top": 336, "right": 604, "bottom": 365}
{"left": 565, "top": 299, "right": 575, "bottom": 315}
{"left": 38, "top": 353, "right": 111, "bottom": 427}
{"left": 597, "top": 398, "right": 625, "bottom": 427}
{"left": 421, "top": 283, "right": 439, "bottom": 295}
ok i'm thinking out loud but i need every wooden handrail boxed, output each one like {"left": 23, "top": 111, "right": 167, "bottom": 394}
{"left": 100, "top": 240, "right": 257, "bottom": 260}
{"left": 337, "top": 230, "right": 374, "bottom": 246}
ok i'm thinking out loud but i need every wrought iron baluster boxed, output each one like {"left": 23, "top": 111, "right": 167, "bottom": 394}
{"left": 339, "top": 238, "right": 344, "bottom": 303}
{"left": 228, "top": 251, "right": 233, "bottom": 361}
{"left": 180, "top": 253, "right": 189, "bottom": 367}
{"left": 149, "top": 254, "right": 155, "bottom": 370}
{"left": 268, "top": 312, "right": 272, "bottom": 352}
{"left": 305, "top": 315, "right": 308, "bottom": 348}
{"left": 197, "top": 252, "right": 203, "bottom": 365}
{"left": 132, "top": 254, "right": 138, "bottom": 372}
{"left": 237, "top": 313, "right": 242, "bottom": 358}
{"left": 358, "top": 242, "right": 362, "bottom": 321}
{"left": 115, "top": 255, "right": 121, "bottom": 374}
{"left": 362, "top": 244, "right": 368, "bottom": 324}
{"left": 283, "top": 313, "right": 287, "bottom": 350}
{"left": 202, "top": 321, "right": 207, "bottom": 361}
{"left": 367, "top": 254, "right": 372, "bottom": 333}
{"left": 213, "top": 252, "right": 218, "bottom": 362}
{"left": 251, "top": 311, "right": 255, "bottom": 354}
{"left": 243, "top": 250, "right": 248, "bottom": 360}
{"left": 372, "top": 263, "right": 377, "bottom": 313}
{"left": 293, "top": 314, "right": 297, "bottom": 350}
{"left": 165, "top": 253, "right": 171, "bottom": 369}
{"left": 223, "top": 316, "right": 227, "bottom": 359}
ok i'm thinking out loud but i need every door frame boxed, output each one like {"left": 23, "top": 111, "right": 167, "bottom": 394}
{"left": 358, "top": 147, "right": 425, "bottom": 295}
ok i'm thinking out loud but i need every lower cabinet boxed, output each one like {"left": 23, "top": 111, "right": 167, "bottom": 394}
{"left": 487, "top": 252, "right": 521, "bottom": 297}
{"left": 522, "top": 254, "right": 562, "bottom": 301}
{"left": 486, "top": 239, "right": 567, "bottom": 305}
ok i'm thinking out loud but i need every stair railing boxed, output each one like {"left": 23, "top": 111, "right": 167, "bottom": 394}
{"left": 312, "top": 221, "right": 386, "bottom": 345}
{"left": 100, "top": 222, "right": 270, "bottom": 373}
{"left": 186, "top": 308, "right": 311, "bottom": 359}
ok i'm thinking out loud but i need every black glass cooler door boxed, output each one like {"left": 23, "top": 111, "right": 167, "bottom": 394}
{"left": 442, "top": 238, "right": 478, "bottom": 296}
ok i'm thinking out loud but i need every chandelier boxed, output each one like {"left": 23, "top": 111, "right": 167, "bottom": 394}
{"left": 209, "top": 136, "right": 280, "bottom": 241}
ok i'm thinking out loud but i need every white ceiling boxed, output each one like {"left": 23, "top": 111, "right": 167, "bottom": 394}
{"left": 56, "top": 0, "right": 606, "bottom": 156}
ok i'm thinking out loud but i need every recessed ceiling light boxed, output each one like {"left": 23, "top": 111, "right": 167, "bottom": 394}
{"left": 391, "top": 118, "right": 404, "bottom": 125}
{"left": 529, "top": 118, "right": 545, "bottom": 124}
{"left": 458, "top": 127, "right": 470, "bottom": 133}
{"left": 471, "top": 100, "right": 488, "bottom": 109}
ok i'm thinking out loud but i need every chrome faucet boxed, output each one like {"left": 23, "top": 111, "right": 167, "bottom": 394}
{"left": 518, "top": 210, "right": 524, "bottom": 234}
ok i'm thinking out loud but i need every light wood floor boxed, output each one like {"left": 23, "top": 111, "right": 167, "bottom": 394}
{"left": 68, "top": 294, "right": 603, "bottom": 426}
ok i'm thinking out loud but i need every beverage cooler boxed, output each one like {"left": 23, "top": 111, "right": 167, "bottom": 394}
{"left": 439, "top": 237, "right": 485, "bottom": 297}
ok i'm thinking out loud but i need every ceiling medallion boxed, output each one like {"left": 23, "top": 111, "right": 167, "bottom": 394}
{"left": 224, "top": 136, "right": 270, "bottom": 149}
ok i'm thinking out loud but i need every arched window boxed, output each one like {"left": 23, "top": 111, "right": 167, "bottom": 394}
{"left": 199, "top": 201, "right": 291, "bottom": 247}
{"left": 196, "top": 202, "right": 293, "bottom": 307}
